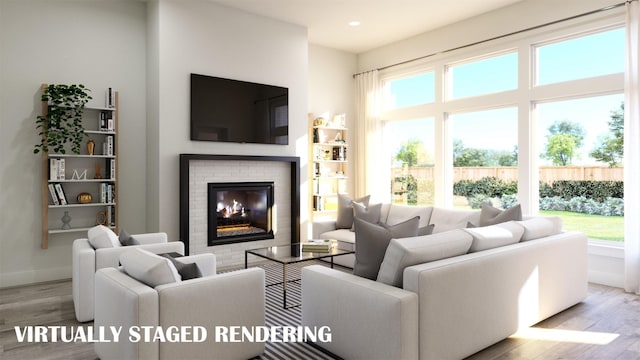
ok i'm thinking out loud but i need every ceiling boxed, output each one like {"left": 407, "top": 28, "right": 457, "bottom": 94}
{"left": 209, "top": 0, "right": 524, "bottom": 53}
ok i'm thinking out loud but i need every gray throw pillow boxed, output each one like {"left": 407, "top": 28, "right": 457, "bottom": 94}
{"left": 352, "top": 201, "right": 382, "bottom": 230}
{"left": 479, "top": 203, "right": 522, "bottom": 226}
{"left": 160, "top": 254, "right": 203, "bottom": 281}
{"left": 352, "top": 216, "right": 420, "bottom": 280}
{"left": 418, "top": 223, "right": 435, "bottom": 235}
{"left": 119, "top": 229, "right": 141, "bottom": 246}
{"left": 336, "top": 194, "right": 370, "bottom": 229}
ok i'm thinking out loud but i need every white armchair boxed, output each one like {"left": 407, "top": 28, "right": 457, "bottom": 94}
{"left": 94, "top": 251, "right": 265, "bottom": 360}
{"left": 72, "top": 227, "right": 184, "bottom": 322}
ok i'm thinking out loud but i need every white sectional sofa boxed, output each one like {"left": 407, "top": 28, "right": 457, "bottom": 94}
{"left": 304, "top": 203, "right": 588, "bottom": 360}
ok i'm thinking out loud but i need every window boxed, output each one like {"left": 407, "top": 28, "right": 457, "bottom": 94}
{"left": 536, "top": 94, "right": 624, "bottom": 241}
{"left": 450, "top": 107, "right": 518, "bottom": 210}
{"left": 535, "top": 27, "right": 624, "bottom": 85}
{"left": 384, "top": 118, "right": 435, "bottom": 206}
{"left": 383, "top": 72, "right": 435, "bottom": 109}
{"left": 377, "top": 20, "right": 625, "bottom": 243}
{"left": 448, "top": 52, "right": 517, "bottom": 99}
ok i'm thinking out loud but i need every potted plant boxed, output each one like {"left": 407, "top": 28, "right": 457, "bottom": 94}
{"left": 34, "top": 84, "right": 92, "bottom": 154}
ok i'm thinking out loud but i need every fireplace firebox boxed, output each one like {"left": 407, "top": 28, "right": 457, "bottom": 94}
{"left": 207, "top": 182, "right": 274, "bottom": 246}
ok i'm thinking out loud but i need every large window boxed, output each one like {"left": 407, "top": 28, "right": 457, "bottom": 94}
{"left": 378, "top": 19, "right": 625, "bottom": 242}
{"left": 536, "top": 95, "right": 624, "bottom": 241}
{"left": 450, "top": 108, "right": 518, "bottom": 210}
{"left": 384, "top": 118, "right": 435, "bottom": 206}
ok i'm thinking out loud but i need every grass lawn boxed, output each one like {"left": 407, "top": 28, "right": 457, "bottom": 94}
{"left": 540, "top": 210, "right": 624, "bottom": 242}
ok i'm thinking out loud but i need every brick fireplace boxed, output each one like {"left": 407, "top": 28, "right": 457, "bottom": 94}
{"left": 179, "top": 154, "right": 300, "bottom": 267}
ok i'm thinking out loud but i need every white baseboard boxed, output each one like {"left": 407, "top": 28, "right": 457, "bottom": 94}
{"left": 0, "top": 266, "right": 71, "bottom": 288}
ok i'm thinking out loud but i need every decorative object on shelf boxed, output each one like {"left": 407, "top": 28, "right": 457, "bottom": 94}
{"left": 96, "top": 211, "right": 107, "bottom": 225}
{"left": 71, "top": 169, "right": 88, "bottom": 180}
{"left": 61, "top": 211, "right": 72, "bottom": 230}
{"left": 313, "top": 117, "right": 326, "bottom": 127}
{"left": 77, "top": 192, "right": 92, "bottom": 204}
{"left": 334, "top": 132, "right": 343, "bottom": 143}
{"left": 87, "top": 138, "right": 95, "bottom": 155}
{"left": 333, "top": 113, "right": 346, "bottom": 128}
{"left": 94, "top": 163, "right": 102, "bottom": 179}
{"left": 34, "top": 84, "right": 92, "bottom": 155}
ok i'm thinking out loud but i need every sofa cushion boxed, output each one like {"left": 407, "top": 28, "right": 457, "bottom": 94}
{"left": 465, "top": 221, "right": 525, "bottom": 252}
{"left": 119, "top": 248, "right": 181, "bottom": 287}
{"left": 385, "top": 204, "right": 433, "bottom": 228}
{"left": 318, "top": 229, "right": 355, "bottom": 244}
{"left": 479, "top": 203, "right": 522, "bottom": 226}
{"left": 352, "top": 216, "right": 420, "bottom": 280}
{"left": 118, "top": 229, "right": 141, "bottom": 246}
{"left": 429, "top": 208, "right": 480, "bottom": 233}
{"left": 517, "top": 217, "right": 561, "bottom": 241}
{"left": 88, "top": 225, "right": 120, "bottom": 249}
{"left": 377, "top": 229, "right": 473, "bottom": 287}
{"left": 336, "top": 194, "right": 370, "bottom": 229}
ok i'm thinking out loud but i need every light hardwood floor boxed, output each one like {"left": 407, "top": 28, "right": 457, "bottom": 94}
{"left": 1, "top": 279, "right": 639, "bottom": 360}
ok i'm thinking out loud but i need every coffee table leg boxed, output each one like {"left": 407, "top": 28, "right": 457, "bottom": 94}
{"left": 331, "top": 256, "right": 334, "bottom": 269}
{"left": 282, "top": 263, "right": 287, "bottom": 309}
{"left": 245, "top": 251, "right": 248, "bottom": 269}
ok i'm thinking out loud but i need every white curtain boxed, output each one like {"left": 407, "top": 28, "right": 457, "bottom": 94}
{"left": 625, "top": 1, "right": 640, "bottom": 295}
{"left": 354, "top": 70, "right": 383, "bottom": 199}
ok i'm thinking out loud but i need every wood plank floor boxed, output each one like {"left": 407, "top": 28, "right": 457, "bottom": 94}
{"left": 1, "top": 279, "right": 639, "bottom": 360}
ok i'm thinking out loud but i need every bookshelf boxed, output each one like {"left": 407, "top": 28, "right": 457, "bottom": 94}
{"left": 40, "top": 84, "right": 119, "bottom": 249}
{"left": 309, "top": 113, "right": 348, "bottom": 220}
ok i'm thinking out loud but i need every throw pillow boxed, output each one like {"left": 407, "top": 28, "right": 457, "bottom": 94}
{"left": 352, "top": 216, "right": 420, "bottom": 280}
{"left": 119, "top": 229, "right": 141, "bottom": 246}
{"left": 119, "top": 248, "right": 181, "bottom": 287}
{"left": 465, "top": 221, "right": 525, "bottom": 252}
{"left": 336, "top": 194, "right": 370, "bottom": 229}
{"left": 377, "top": 229, "right": 474, "bottom": 287}
{"left": 479, "top": 203, "right": 522, "bottom": 226}
{"left": 352, "top": 201, "right": 382, "bottom": 230}
{"left": 87, "top": 225, "right": 120, "bottom": 249}
{"left": 160, "top": 254, "right": 203, "bottom": 280}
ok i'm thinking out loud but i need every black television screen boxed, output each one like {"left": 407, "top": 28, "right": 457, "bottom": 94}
{"left": 190, "top": 73, "right": 289, "bottom": 145}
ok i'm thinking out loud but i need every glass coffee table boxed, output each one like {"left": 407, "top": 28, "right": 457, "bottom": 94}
{"left": 245, "top": 243, "right": 354, "bottom": 309}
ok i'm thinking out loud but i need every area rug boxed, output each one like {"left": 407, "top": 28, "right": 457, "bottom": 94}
{"left": 242, "top": 261, "right": 340, "bottom": 360}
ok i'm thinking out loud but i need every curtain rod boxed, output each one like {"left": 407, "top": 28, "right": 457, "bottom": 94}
{"left": 353, "top": 1, "right": 630, "bottom": 78}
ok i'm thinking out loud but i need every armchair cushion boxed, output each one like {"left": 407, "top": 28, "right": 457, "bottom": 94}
{"left": 87, "top": 225, "right": 120, "bottom": 249}
{"left": 119, "top": 248, "right": 180, "bottom": 287}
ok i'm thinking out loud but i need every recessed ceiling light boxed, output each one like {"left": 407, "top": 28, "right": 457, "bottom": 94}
{"left": 348, "top": 21, "right": 361, "bottom": 27}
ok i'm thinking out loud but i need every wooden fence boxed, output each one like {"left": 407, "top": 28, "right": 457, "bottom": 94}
{"left": 392, "top": 166, "right": 623, "bottom": 183}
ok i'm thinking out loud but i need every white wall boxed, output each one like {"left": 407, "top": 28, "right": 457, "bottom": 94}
{"left": 148, "top": 0, "right": 309, "bottom": 243}
{"left": 0, "top": 0, "right": 147, "bottom": 287}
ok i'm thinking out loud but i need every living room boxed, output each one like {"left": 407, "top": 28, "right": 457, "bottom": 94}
{"left": 1, "top": 0, "right": 639, "bottom": 359}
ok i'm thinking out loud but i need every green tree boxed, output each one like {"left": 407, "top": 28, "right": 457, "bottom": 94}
{"left": 590, "top": 102, "right": 624, "bottom": 166}
{"left": 542, "top": 133, "right": 577, "bottom": 165}
{"left": 453, "top": 139, "right": 489, "bottom": 166}
{"left": 542, "top": 120, "right": 585, "bottom": 166}
{"left": 395, "top": 138, "right": 422, "bottom": 167}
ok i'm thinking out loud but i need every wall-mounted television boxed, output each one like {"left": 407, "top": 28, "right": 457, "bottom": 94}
{"left": 190, "top": 73, "right": 288, "bottom": 145}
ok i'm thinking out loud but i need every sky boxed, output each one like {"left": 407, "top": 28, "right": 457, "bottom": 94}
{"left": 384, "top": 27, "right": 625, "bottom": 166}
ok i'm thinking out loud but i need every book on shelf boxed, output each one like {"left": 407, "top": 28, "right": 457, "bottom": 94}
{"left": 102, "top": 135, "right": 114, "bottom": 156}
{"left": 301, "top": 239, "right": 336, "bottom": 253}
{"left": 48, "top": 184, "right": 59, "bottom": 205}
{"left": 105, "top": 88, "right": 115, "bottom": 108}
{"left": 54, "top": 183, "right": 67, "bottom": 205}
{"left": 49, "top": 158, "right": 65, "bottom": 180}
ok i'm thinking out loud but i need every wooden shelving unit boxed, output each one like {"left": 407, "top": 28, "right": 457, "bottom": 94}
{"left": 40, "top": 84, "right": 119, "bottom": 249}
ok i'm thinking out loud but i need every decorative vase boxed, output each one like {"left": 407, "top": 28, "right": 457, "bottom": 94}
{"left": 61, "top": 211, "right": 71, "bottom": 230}
{"left": 77, "top": 192, "right": 92, "bottom": 204}
{"left": 87, "top": 139, "right": 95, "bottom": 155}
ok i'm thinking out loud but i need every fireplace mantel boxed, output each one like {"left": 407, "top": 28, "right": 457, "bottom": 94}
{"left": 179, "top": 154, "right": 300, "bottom": 255}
